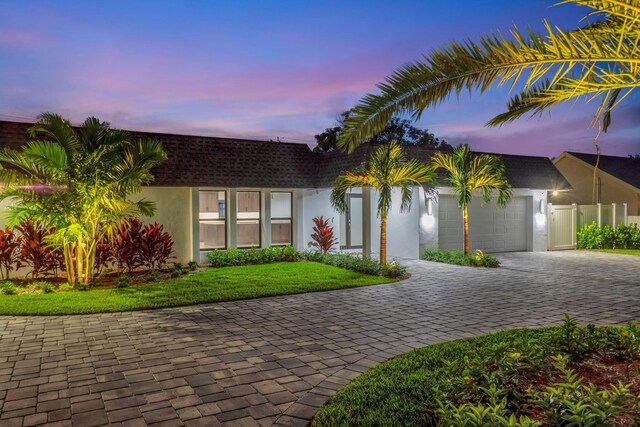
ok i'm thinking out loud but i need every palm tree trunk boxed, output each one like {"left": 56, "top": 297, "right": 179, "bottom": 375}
{"left": 463, "top": 205, "right": 470, "bottom": 256}
{"left": 380, "top": 211, "right": 387, "bottom": 266}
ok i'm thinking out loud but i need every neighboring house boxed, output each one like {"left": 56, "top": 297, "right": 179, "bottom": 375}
{"left": 552, "top": 152, "right": 640, "bottom": 215}
{"left": 0, "top": 120, "right": 569, "bottom": 261}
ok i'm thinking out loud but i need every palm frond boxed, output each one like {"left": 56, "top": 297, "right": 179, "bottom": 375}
{"left": 338, "top": 0, "right": 640, "bottom": 151}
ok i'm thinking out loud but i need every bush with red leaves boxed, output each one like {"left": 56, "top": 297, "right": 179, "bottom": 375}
{"left": 0, "top": 227, "right": 22, "bottom": 279}
{"left": 139, "top": 222, "right": 174, "bottom": 271}
{"left": 14, "top": 219, "right": 64, "bottom": 278}
{"left": 309, "top": 216, "right": 336, "bottom": 254}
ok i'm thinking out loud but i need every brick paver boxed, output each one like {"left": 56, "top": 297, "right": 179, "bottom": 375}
{"left": 0, "top": 251, "right": 638, "bottom": 426}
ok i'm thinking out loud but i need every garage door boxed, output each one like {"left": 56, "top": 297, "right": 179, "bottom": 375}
{"left": 438, "top": 196, "right": 529, "bottom": 253}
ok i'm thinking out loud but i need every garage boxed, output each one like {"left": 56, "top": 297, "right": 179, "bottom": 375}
{"left": 438, "top": 195, "right": 529, "bottom": 253}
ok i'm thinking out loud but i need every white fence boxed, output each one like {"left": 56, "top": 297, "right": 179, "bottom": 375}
{"left": 548, "top": 203, "right": 628, "bottom": 250}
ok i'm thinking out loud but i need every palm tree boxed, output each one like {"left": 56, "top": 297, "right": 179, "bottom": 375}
{"left": 0, "top": 113, "right": 167, "bottom": 286}
{"left": 431, "top": 145, "right": 512, "bottom": 256}
{"left": 331, "top": 141, "right": 434, "bottom": 265}
{"left": 338, "top": 0, "right": 640, "bottom": 152}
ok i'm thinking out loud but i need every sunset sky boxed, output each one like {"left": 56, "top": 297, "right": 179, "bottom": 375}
{"left": 1, "top": 0, "right": 639, "bottom": 158}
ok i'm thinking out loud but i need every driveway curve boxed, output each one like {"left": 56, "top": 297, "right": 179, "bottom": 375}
{"left": 0, "top": 251, "right": 639, "bottom": 427}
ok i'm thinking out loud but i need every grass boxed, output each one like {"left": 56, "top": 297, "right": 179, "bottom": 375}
{"left": 0, "top": 262, "right": 394, "bottom": 315}
{"left": 591, "top": 248, "right": 640, "bottom": 256}
{"left": 312, "top": 322, "right": 640, "bottom": 426}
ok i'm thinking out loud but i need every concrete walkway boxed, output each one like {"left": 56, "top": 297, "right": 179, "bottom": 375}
{"left": 0, "top": 251, "right": 639, "bottom": 426}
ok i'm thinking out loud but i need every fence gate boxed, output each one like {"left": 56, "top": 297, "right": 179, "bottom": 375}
{"left": 548, "top": 204, "right": 577, "bottom": 250}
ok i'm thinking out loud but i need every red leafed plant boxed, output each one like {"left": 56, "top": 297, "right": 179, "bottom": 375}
{"left": 309, "top": 216, "right": 336, "bottom": 254}
{"left": 139, "top": 223, "right": 174, "bottom": 271}
{"left": 14, "top": 219, "right": 64, "bottom": 278}
{"left": 94, "top": 233, "right": 114, "bottom": 274}
{"left": 111, "top": 217, "right": 144, "bottom": 273}
{"left": 0, "top": 227, "right": 22, "bottom": 279}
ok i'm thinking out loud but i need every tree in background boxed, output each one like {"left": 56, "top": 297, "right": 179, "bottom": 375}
{"left": 331, "top": 141, "right": 434, "bottom": 265}
{"left": 430, "top": 145, "right": 512, "bottom": 256}
{"left": 338, "top": 0, "right": 640, "bottom": 152}
{"left": 314, "top": 110, "right": 452, "bottom": 152}
{"left": 0, "top": 113, "right": 167, "bottom": 286}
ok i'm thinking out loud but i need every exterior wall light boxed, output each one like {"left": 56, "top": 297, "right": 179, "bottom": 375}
{"left": 539, "top": 199, "right": 545, "bottom": 215}
{"left": 426, "top": 197, "right": 433, "bottom": 216}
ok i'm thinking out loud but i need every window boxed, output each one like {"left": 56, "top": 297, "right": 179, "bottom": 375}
{"left": 237, "top": 191, "right": 261, "bottom": 248}
{"left": 199, "top": 191, "right": 226, "bottom": 250}
{"left": 271, "top": 192, "right": 292, "bottom": 246}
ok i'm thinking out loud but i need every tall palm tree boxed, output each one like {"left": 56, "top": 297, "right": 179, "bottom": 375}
{"left": 338, "top": 0, "right": 640, "bottom": 152}
{"left": 431, "top": 145, "right": 512, "bottom": 256}
{"left": 0, "top": 113, "right": 167, "bottom": 286}
{"left": 331, "top": 141, "right": 434, "bottom": 265}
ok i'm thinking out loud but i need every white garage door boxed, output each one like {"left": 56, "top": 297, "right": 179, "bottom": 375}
{"left": 438, "top": 195, "right": 529, "bottom": 253}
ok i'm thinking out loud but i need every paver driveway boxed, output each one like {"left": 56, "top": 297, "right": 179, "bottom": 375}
{"left": 0, "top": 251, "right": 638, "bottom": 427}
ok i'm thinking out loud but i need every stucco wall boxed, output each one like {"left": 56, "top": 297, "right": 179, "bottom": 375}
{"left": 135, "top": 187, "right": 194, "bottom": 263}
{"left": 368, "top": 187, "right": 421, "bottom": 260}
{"left": 553, "top": 156, "right": 640, "bottom": 215}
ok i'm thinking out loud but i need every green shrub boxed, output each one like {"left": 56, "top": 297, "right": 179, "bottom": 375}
{"left": 187, "top": 261, "right": 199, "bottom": 271}
{"left": 34, "top": 281, "right": 54, "bottom": 294}
{"left": 423, "top": 248, "right": 500, "bottom": 267}
{"left": 78, "top": 283, "right": 89, "bottom": 291}
{"left": 116, "top": 275, "right": 130, "bottom": 288}
{"left": 299, "top": 251, "right": 405, "bottom": 278}
{"left": 58, "top": 283, "right": 73, "bottom": 292}
{"left": 145, "top": 271, "right": 160, "bottom": 282}
{"left": 173, "top": 262, "right": 184, "bottom": 271}
{"left": 0, "top": 281, "right": 16, "bottom": 295}
{"left": 170, "top": 268, "right": 183, "bottom": 278}
{"left": 207, "top": 246, "right": 299, "bottom": 267}
{"left": 578, "top": 222, "right": 640, "bottom": 249}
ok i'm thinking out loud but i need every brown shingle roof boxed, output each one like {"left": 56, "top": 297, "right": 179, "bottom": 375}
{"left": 567, "top": 152, "right": 640, "bottom": 191}
{"left": 0, "top": 120, "right": 568, "bottom": 190}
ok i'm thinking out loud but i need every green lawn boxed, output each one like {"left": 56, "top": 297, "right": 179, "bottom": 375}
{"left": 0, "top": 262, "right": 393, "bottom": 316}
{"left": 591, "top": 248, "right": 640, "bottom": 256}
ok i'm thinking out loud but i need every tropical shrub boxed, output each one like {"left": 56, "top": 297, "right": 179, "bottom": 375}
{"left": 15, "top": 219, "right": 65, "bottom": 278}
{"left": 0, "top": 281, "right": 16, "bottom": 295}
{"left": 187, "top": 261, "right": 199, "bottom": 271}
{"left": 207, "top": 246, "right": 299, "bottom": 267}
{"left": 300, "top": 251, "right": 406, "bottom": 278}
{"left": 577, "top": 222, "right": 640, "bottom": 249}
{"left": 111, "top": 217, "right": 145, "bottom": 272}
{"left": 35, "top": 281, "right": 54, "bottom": 294}
{"left": 139, "top": 222, "right": 174, "bottom": 271}
{"left": 423, "top": 248, "right": 500, "bottom": 267}
{"left": 116, "top": 275, "right": 130, "bottom": 288}
{"left": 0, "top": 227, "right": 21, "bottom": 280}
{"left": 309, "top": 216, "right": 336, "bottom": 254}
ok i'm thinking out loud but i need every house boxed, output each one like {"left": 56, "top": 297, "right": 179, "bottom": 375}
{"left": 552, "top": 152, "right": 640, "bottom": 215}
{"left": 0, "top": 120, "right": 569, "bottom": 262}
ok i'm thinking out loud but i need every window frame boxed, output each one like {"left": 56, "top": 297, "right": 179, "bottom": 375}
{"left": 236, "top": 190, "right": 262, "bottom": 249}
{"left": 199, "top": 190, "right": 227, "bottom": 251}
{"left": 270, "top": 191, "right": 293, "bottom": 246}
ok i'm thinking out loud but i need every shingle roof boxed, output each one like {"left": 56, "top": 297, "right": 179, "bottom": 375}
{"left": 567, "top": 152, "right": 640, "bottom": 191}
{"left": 0, "top": 120, "right": 568, "bottom": 190}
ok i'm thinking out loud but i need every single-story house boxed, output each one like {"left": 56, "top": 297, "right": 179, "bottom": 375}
{"left": 0, "top": 120, "right": 569, "bottom": 262}
{"left": 552, "top": 152, "right": 640, "bottom": 215}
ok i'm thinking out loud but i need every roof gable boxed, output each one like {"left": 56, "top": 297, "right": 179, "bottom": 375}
{"left": 565, "top": 152, "right": 640, "bottom": 191}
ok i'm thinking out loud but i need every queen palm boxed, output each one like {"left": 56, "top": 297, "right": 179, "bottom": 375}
{"left": 331, "top": 141, "right": 434, "bottom": 265}
{"left": 0, "top": 113, "right": 167, "bottom": 286}
{"left": 431, "top": 145, "right": 512, "bottom": 256}
{"left": 338, "top": 0, "right": 640, "bottom": 152}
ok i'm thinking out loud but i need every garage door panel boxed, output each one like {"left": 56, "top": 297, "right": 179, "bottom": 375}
{"left": 438, "top": 196, "right": 529, "bottom": 253}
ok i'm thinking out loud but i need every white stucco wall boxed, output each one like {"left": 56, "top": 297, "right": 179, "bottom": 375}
{"left": 368, "top": 187, "right": 421, "bottom": 260}
{"left": 135, "top": 187, "right": 194, "bottom": 263}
